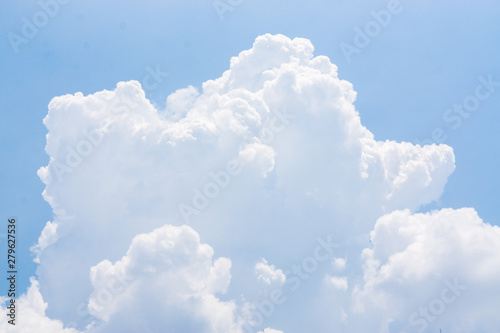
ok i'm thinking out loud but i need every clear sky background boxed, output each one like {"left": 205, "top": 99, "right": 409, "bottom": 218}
{"left": 0, "top": 0, "right": 499, "bottom": 330}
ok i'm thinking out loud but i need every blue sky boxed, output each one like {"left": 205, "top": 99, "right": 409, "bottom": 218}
{"left": 1, "top": 1, "right": 499, "bottom": 332}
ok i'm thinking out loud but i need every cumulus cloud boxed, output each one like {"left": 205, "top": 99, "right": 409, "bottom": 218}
{"left": 326, "top": 275, "right": 348, "bottom": 291}
{"left": 255, "top": 259, "right": 286, "bottom": 286}
{"left": 30, "top": 221, "right": 59, "bottom": 264}
{"left": 352, "top": 208, "right": 500, "bottom": 333}
{"left": 1, "top": 33, "right": 470, "bottom": 332}
{"left": 86, "top": 224, "right": 239, "bottom": 333}
{"left": 332, "top": 257, "right": 346, "bottom": 271}
{"left": 0, "top": 278, "right": 78, "bottom": 333}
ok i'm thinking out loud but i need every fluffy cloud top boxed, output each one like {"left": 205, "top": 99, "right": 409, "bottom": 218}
{"left": 5, "top": 33, "right": 493, "bottom": 333}
{"left": 255, "top": 259, "right": 286, "bottom": 286}
{"left": 0, "top": 278, "right": 78, "bottom": 333}
{"left": 86, "top": 224, "right": 239, "bottom": 332}
{"left": 353, "top": 208, "right": 500, "bottom": 332}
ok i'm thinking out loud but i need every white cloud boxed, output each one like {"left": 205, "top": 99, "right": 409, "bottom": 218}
{"left": 326, "top": 275, "right": 348, "bottom": 291}
{"left": 360, "top": 140, "right": 455, "bottom": 211}
{"left": 30, "top": 221, "right": 59, "bottom": 264}
{"left": 352, "top": 208, "right": 500, "bottom": 333}
{"left": 332, "top": 257, "right": 346, "bottom": 271}
{"left": 340, "top": 308, "right": 348, "bottom": 324}
{"left": 255, "top": 258, "right": 286, "bottom": 286}
{"left": 0, "top": 278, "right": 78, "bottom": 333}
{"left": 11, "top": 33, "right": 465, "bottom": 332}
{"left": 164, "top": 85, "right": 199, "bottom": 121}
{"left": 257, "top": 329, "right": 283, "bottom": 333}
{"left": 85, "top": 224, "right": 239, "bottom": 332}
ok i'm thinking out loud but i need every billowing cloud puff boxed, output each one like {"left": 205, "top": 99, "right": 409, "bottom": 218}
{"left": 1, "top": 33, "right": 465, "bottom": 332}
{"left": 352, "top": 208, "right": 500, "bottom": 333}
{"left": 85, "top": 224, "right": 239, "bottom": 333}
{"left": 255, "top": 259, "right": 286, "bottom": 286}
{"left": 332, "top": 257, "right": 346, "bottom": 271}
{"left": 30, "top": 221, "right": 59, "bottom": 264}
{"left": 326, "top": 275, "right": 348, "bottom": 291}
{"left": 257, "top": 329, "right": 283, "bottom": 333}
{"left": 0, "top": 278, "right": 78, "bottom": 333}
